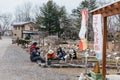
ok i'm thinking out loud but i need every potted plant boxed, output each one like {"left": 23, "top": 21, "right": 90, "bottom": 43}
{"left": 90, "top": 62, "right": 102, "bottom": 80}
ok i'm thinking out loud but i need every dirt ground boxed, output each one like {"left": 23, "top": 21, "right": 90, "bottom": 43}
{"left": 0, "top": 37, "right": 119, "bottom": 80}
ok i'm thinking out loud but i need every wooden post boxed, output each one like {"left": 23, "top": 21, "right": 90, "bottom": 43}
{"left": 102, "top": 17, "right": 107, "bottom": 78}
{"left": 90, "top": 1, "right": 120, "bottom": 79}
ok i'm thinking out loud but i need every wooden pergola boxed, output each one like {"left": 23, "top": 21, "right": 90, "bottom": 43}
{"left": 91, "top": 0, "right": 120, "bottom": 79}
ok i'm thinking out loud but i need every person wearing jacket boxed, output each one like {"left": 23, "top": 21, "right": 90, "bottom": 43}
{"left": 30, "top": 47, "right": 45, "bottom": 65}
{"left": 56, "top": 47, "right": 66, "bottom": 60}
{"left": 69, "top": 48, "right": 78, "bottom": 59}
{"left": 29, "top": 42, "right": 37, "bottom": 53}
{"left": 45, "top": 49, "right": 56, "bottom": 65}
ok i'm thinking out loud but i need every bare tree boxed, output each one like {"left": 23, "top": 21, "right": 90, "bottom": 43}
{"left": 114, "top": 14, "right": 120, "bottom": 31}
{"left": 0, "top": 13, "right": 12, "bottom": 35}
{"left": 23, "top": 2, "right": 32, "bottom": 21}
{"left": 14, "top": 2, "right": 33, "bottom": 22}
{"left": 31, "top": 4, "right": 42, "bottom": 23}
{"left": 15, "top": 6, "right": 24, "bottom": 22}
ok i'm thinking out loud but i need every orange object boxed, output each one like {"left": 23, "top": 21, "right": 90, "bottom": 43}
{"left": 78, "top": 38, "right": 87, "bottom": 50}
{"left": 78, "top": 39, "right": 83, "bottom": 50}
{"left": 46, "top": 51, "right": 56, "bottom": 59}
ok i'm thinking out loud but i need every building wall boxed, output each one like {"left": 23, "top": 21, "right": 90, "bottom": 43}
{"left": 24, "top": 23, "right": 36, "bottom": 31}
{"left": 12, "top": 26, "right": 22, "bottom": 38}
{"left": 12, "top": 23, "right": 37, "bottom": 39}
{"left": 25, "top": 24, "right": 30, "bottom": 30}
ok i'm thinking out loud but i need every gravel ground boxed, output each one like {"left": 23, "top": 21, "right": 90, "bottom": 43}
{"left": 0, "top": 37, "right": 119, "bottom": 80}
{"left": 0, "top": 44, "right": 80, "bottom": 80}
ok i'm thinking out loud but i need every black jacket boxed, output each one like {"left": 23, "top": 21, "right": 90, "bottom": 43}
{"left": 30, "top": 49, "right": 40, "bottom": 60}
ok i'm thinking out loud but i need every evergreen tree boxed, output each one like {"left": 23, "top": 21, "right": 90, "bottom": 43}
{"left": 72, "top": 0, "right": 97, "bottom": 41}
{"left": 36, "top": 0, "right": 66, "bottom": 37}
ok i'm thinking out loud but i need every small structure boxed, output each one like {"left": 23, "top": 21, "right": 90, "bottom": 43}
{"left": 12, "top": 21, "right": 37, "bottom": 39}
{"left": 91, "top": 0, "right": 120, "bottom": 79}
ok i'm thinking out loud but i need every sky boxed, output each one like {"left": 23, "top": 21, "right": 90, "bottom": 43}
{"left": 0, "top": 0, "right": 83, "bottom": 14}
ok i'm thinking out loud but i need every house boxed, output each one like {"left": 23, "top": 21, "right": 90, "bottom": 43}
{"left": 12, "top": 21, "right": 38, "bottom": 39}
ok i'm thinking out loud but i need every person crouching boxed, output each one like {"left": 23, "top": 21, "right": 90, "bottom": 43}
{"left": 30, "top": 47, "right": 45, "bottom": 66}
{"left": 45, "top": 49, "right": 56, "bottom": 65}
{"left": 56, "top": 47, "right": 66, "bottom": 60}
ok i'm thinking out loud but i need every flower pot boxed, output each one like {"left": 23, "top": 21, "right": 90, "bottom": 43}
{"left": 90, "top": 71, "right": 102, "bottom": 80}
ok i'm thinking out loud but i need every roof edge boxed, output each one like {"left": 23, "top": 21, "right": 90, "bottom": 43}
{"left": 90, "top": 0, "right": 120, "bottom": 13}
{"left": 12, "top": 21, "right": 36, "bottom": 26}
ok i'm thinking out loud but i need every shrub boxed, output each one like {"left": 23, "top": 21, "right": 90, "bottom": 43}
{"left": 18, "top": 39, "right": 26, "bottom": 44}
{"left": 25, "top": 36, "right": 30, "bottom": 40}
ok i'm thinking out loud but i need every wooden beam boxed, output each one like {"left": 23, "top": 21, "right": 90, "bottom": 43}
{"left": 91, "top": 1, "right": 120, "bottom": 79}
{"left": 102, "top": 17, "right": 107, "bottom": 79}
{"left": 91, "top": 1, "right": 120, "bottom": 15}
{"left": 100, "top": 4, "right": 119, "bottom": 14}
{"left": 102, "top": 8, "right": 120, "bottom": 17}
{"left": 101, "top": 8, "right": 106, "bottom": 13}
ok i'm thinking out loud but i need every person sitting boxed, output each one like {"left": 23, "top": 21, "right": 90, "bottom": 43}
{"left": 29, "top": 42, "right": 37, "bottom": 54}
{"left": 45, "top": 49, "right": 56, "bottom": 65}
{"left": 30, "top": 47, "right": 45, "bottom": 65}
{"left": 56, "top": 47, "right": 66, "bottom": 60}
{"left": 69, "top": 48, "right": 78, "bottom": 59}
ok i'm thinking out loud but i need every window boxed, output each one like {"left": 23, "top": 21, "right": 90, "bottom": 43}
{"left": 30, "top": 27, "right": 33, "bottom": 31}
{"left": 14, "top": 34, "right": 16, "bottom": 36}
{"left": 14, "top": 27, "right": 17, "bottom": 30}
{"left": 21, "top": 26, "right": 25, "bottom": 30}
{"left": 18, "top": 26, "right": 20, "bottom": 30}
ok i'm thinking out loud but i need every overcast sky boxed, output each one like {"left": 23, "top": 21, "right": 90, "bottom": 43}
{"left": 0, "top": 0, "right": 84, "bottom": 14}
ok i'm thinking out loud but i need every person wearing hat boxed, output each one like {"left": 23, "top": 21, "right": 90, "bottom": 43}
{"left": 30, "top": 47, "right": 45, "bottom": 65}
{"left": 29, "top": 42, "right": 37, "bottom": 54}
{"left": 45, "top": 49, "right": 56, "bottom": 65}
